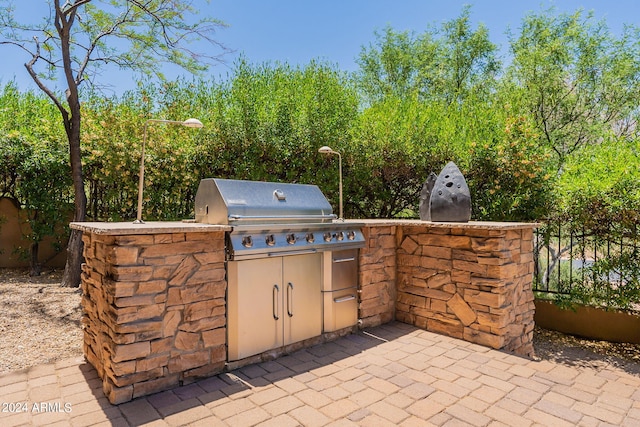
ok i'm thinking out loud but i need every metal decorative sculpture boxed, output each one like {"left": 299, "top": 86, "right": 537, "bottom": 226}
{"left": 418, "top": 172, "right": 437, "bottom": 221}
{"left": 419, "top": 162, "right": 471, "bottom": 222}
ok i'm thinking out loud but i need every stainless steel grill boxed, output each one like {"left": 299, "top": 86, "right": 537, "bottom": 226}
{"left": 194, "top": 178, "right": 365, "bottom": 260}
{"left": 194, "top": 178, "right": 364, "bottom": 362}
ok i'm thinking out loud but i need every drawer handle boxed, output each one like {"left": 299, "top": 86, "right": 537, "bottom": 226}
{"left": 333, "top": 257, "right": 355, "bottom": 263}
{"left": 334, "top": 295, "right": 356, "bottom": 303}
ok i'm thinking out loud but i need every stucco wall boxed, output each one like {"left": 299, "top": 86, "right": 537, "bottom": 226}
{"left": 0, "top": 197, "right": 67, "bottom": 268}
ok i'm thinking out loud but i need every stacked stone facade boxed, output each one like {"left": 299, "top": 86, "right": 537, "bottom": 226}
{"left": 74, "top": 220, "right": 536, "bottom": 404}
{"left": 358, "top": 225, "right": 397, "bottom": 328}
{"left": 77, "top": 224, "right": 228, "bottom": 404}
{"left": 394, "top": 224, "right": 536, "bottom": 357}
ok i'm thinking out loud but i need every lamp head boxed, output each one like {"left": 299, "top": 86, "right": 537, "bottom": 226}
{"left": 182, "top": 118, "right": 204, "bottom": 128}
{"left": 318, "top": 146, "right": 336, "bottom": 154}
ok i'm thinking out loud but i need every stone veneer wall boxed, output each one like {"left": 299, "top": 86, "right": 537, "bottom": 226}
{"left": 395, "top": 224, "right": 536, "bottom": 357}
{"left": 358, "top": 225, "right": 397, "bottom": 328}
{"left": 76, "top": 224, "right": 228, "bottom": 404}
{"left": 75, "top": 220, "right": 536, "bottom": 404}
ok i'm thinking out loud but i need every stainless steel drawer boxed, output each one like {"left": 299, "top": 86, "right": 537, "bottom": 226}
{"left": 323, "top": 287, "right": 358, "bottom": 332}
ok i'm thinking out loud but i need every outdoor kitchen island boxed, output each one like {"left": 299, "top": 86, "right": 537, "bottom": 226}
{"left": 71, "top": 219, "right": 537, "bottom": 404}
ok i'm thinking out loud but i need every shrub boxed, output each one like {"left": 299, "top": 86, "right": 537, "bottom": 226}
{"left": 0, "top": 135, "right": 72, "bottom": 273}
{"left": 546, "top": 137, "right": 640, "bottom": 311}
{"left": 467, "top": 114, "right": 555, "bottom": 221}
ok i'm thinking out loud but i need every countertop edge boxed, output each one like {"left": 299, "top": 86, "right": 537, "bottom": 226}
{"left": 69, "top": 221, "right": 232, "bottom": 235}
{"left": 70, "top": 219, "right": 539, "bottom": 235}
{"left": 349, "top": 219, "right": 540, "bottom": 229}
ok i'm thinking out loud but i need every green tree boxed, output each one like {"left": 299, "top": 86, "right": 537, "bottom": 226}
{"left": 425, "top": 5, "right": 499, "bottom": 104}
{"left": 353, "top": 7, "right": 501, "bottom": 218}
{"left": 356, "top": 26, "right": 423, "bottom": 102}
{"left": 505, "top": 8, "right": 640, "bottom": 168}
{"left": 556, "top": 137, "right": 640, "bottom": 235}
{"left": 356, "top": 6, "right": 499, "bottom": 105}
{"left": 0, "top": 0, "right": 226, "bottom": 285}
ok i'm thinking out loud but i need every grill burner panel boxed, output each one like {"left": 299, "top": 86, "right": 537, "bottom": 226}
{"left": 227, "top": 223, "right": 365, "bottom": 260}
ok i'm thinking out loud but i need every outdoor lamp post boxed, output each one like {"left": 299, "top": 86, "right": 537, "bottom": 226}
{"left": 134, "top": 118, "right": 204, "bottom": 224}
{"left": 318, "top": 145, "right": 343, "bottom": 221}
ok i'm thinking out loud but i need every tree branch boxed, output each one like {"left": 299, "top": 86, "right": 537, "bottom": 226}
{"left": 23, "top": 37, "right": 69, "bottom": 128}
{"left": 76, "top": 7, "right": 135, "bottom": 85}
{"left": 61, "top": 0, "right": 93, "bottom": 17}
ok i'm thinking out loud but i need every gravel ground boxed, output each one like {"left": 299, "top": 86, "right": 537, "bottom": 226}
{"left": 0, "top": 268, "right": 82, "bottom": 373}
{"left": 532, "top": 322, "right": 640, "bottom": 373}
{"left": 0, "top": 268, "right": 638, "bottom": 374}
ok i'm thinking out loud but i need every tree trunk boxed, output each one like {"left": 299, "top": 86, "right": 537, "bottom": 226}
{"left": 28, "top": 209, "right": 42, "bottom": 276}
{"left": 61, "top": 228, "right": 83, "bottom": 287}
{"left": 29, "top": 241, "right": 41, "bottom": 277}
{"left": 60, "top": 102, "right": 86, "bottom": 288}
{"left": 60, "top": 122, "right": 86, "bottom": 287}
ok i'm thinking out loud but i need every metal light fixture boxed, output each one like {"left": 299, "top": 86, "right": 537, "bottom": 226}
{"left": 134, "top": 118, "right": 204, "bottom": 224}
{"left": 318, "top": 145, "right": 343, "bottom": 221}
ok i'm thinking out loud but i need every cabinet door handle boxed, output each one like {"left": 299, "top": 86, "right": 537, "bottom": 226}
{"left": 273, "top": 284, "right": 280, "bottom": 320}
{"left": 287, "top": 282, "right": 294, "bottom": 317}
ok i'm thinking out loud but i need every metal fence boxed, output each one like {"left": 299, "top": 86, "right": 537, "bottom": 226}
{"left": 533, "top": 220, "right": 640, "bottom": 310}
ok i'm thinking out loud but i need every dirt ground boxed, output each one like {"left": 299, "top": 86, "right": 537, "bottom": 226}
{"left": 0, "top": 268, "right": 638, "bottom": 374}
{"left": 0, "top": 268, "right": 82, "bottom": 372}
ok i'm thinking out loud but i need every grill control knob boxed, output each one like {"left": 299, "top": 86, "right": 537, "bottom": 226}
{"left": 265, "top": 234, "right": 276, "bottom": 246}
{"left": 336, "top": 231, "right": 344, "bottom": 241}
{"left": 347, "top": 231, "right": 356, "bottom": 240}
{"left": 241, "top": 236, "right": 253, "bottom": 247}
{"left": 306, "top": 233, "right": 315, "bottom": 243}
{"left": 323, "top": 232, "right": 332, "bottom": 242}
{"left": 286, "top": 233, "right": 297, "bottom": 244}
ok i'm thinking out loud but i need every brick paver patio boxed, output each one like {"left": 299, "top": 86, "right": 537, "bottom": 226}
{"left": 1, "top": 322, "right": 639, "bottom": 426}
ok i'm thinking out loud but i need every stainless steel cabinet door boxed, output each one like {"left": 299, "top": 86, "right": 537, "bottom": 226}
{"left": 227, "top": 258, "right": 283, "bottom": 361}
{"left": 282, "top": 253, "right": 323, "bottom": 346}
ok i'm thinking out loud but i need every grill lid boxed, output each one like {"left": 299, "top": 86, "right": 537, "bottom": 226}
{"left": 195, "top": 178, "right": 336, "bottom": 225}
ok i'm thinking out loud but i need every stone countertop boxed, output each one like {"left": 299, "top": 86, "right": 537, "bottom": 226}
{"left": 70, "top": 219, "right": 538, "bottom": 235}
{"left": 345, "top": 219, "right": 540, "bottom": 229}
{"left": 69, "top": 221, "right": 231, "bottom": 235}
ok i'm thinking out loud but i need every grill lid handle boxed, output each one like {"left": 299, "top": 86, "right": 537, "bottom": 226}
{"left": 228, "top": 214, "right": 337, "bottom": 221}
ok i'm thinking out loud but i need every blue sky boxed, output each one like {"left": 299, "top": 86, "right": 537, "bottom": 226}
{"left": 1, "top": 0, "right": 639, "bottom": 94}
{"left": 210, "top": 0, "right": 639, "bottom": 71}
